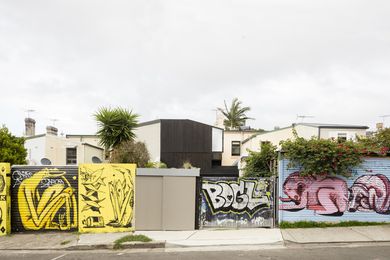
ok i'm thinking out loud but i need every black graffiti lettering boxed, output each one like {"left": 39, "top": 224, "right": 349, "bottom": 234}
{"left": 202, "top": 180, "right": 270, "bottom": 216}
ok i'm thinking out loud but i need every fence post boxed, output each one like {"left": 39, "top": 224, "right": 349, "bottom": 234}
{"left": 194, "top": 176, "right": 202, "bottom": 230}
{"left": 0, "top": 163, "right": 10, "bottom": 236}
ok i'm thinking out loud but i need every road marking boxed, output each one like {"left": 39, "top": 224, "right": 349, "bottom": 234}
{"left": 50, "top": 253, "right": 67, "bottom": 260}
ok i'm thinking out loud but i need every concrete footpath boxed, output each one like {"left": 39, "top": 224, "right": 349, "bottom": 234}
{"left": 0, "top": 225, "right": 390, "bottom": 251}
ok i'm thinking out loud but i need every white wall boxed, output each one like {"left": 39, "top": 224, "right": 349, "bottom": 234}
{"left": 25, "top": 135, "right": 104, "bottom": 165}
{"left": 320, "top": 128, "right": 367, "bottom": 140}
{"left": 221, "top": 131, "right": 257, "bottom": 166}
{"left": 241, "top": 125, "right": 318, "bottom": 157}
{"left": 81, "top": 145, "right": 104, "bottom": 164}
{"left": 134, "top": 122, "right": 161, "bottom": 162}
{"left": 25, "top": 136, "right": 46, "bottom": 165}
{"left": 66, "top": 135, "right": 101, "bottom": 147}
{"left": 212, "top": 127, "right": 223, "bottom": 152}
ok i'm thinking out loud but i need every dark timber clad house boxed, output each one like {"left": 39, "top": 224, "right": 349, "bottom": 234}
{"left": 134, "top": 119, "right": 238, "bottom": 177}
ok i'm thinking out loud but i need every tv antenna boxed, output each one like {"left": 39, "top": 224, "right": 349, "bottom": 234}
{"left": 296, "top": 115, "right": 315, "bottom": 122}
{"left": 25, "top": 109, "right": 35, "bottom": 118}
{"left": 379, "top": 115, "right": 390, "bottom": 126}
{"left": 49, "top": 118, "right": 58, "bottom": 126}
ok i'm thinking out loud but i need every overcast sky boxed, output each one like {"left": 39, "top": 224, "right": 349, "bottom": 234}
{"left": 1, "top": 0, "right": 389, "bottom": 136}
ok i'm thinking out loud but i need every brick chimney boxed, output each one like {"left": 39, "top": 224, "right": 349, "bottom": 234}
{"left": 376, "top": 122, "right": 384, "bottom": 131}
{"left": 46, "top": 126, "right": 58, "bottom": 136}
{"left": 25, "top": 118, "right": 36, "bottom": 136}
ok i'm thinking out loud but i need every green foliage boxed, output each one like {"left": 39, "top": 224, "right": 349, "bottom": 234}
{"left": 280, "top": 221, "right": 389, "bottom": 229}
{"left": 357, "top": 127, "right": 390, "bottom": 155}
{"left": 218, "top": 98, "right": 253, "bottom": 130}
{"left": 145, "top": 161, "right": 168, "bottom": 168}
{"left": 182, "top": 161, "right": 193, "bottom": 169}
{"left": 114, "top": 234, "right": 152, "bottom": 249}
{"left": 242, "top": 142, "right": 277, "bottom": 177}
{"left": 94, "top": 107, "right": 139, "bottom": 150}
{"left": 110, "top": 141, "right": 150, "bottom": 167}
{"left": 281, "top": 131, "right": 365, "bottom": 178}
{"left": 0, "top": 126, "right": 27, "bottom": 165}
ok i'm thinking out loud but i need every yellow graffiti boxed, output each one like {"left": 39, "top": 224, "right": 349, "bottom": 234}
{"left": 79, "top": 164, "right": 136, "bottom": 233}
{"left": 0, "top": 163, "right": 10, "bottom": 236}
{"left": 18, "top": 168, "right": 77, "bottom": 231}
{"left": 108, "top": 166, "right": 134, "bottom": 227}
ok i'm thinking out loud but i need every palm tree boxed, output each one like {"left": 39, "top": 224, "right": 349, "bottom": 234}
{"left": 94, "top": 107, "right": 139, "bottom": 151}
{"left": 217, "top": 98, "right": 253, "bottom": 130}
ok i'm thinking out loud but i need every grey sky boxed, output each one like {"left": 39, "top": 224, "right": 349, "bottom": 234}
{"left": 1, "top": 0, "right": 389, "bottom": 136}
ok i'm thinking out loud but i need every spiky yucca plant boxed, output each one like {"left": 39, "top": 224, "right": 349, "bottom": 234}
{"left": 94, "top": 107, "right": 139, "bottom": 151}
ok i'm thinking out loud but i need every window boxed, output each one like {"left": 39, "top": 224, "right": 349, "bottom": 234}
{"left": 337, "top": 133, "right": 347, "bottom": 142}
{"left": 231, "top": 141, "right": 241, "bottom": 156}
{"left": 66, "top": 147, "right": 77, "bottom": 165}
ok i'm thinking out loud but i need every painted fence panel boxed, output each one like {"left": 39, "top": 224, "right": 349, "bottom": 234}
{"left": 200, "top": 177, "right": 274, "bottom": 228}
{"left": 11, "top": 166, "right": 78, "bottom": 232}
{"left": 278, "top": 158, "right": 390, "bottom": 223}
{"left": 78, "top": 164, "right": 136, "bottom": 233}
{"left": 0, "top": 163, "right": 10, "bottom": 236}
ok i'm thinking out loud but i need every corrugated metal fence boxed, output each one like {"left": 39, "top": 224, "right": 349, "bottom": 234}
{"left": 278, "top": 158, "right": 390, "bottom": 223}
{"left": 11, "top": 166, "right": 78, "bottom": 232}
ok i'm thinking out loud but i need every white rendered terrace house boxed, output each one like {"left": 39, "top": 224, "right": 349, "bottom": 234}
{"left": 23, "top": 118, "right": 104, "bottom": 166}
{"left": 237, "top": 123, "right": 369, "bottom": 175}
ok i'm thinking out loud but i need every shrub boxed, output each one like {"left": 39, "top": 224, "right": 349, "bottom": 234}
{"left": 280, "top": 130, "right": 365, "bottom": 178}
{"left": 242, "top": 142, "right": 277, "bottom": 177}
{"left": 110, "top": 141, "right": 150, "bottom": 167}
{"left": 145, "top": 161, "right": 167, "bottom": 168}
{"left": 182, "top": 161, "right": 193, "bottom": 169}
{"left": 0, "top": 126, "right": 27, "bottom": 165}
{"left": 356, "top": 127, "right": 390, "bottom": 156}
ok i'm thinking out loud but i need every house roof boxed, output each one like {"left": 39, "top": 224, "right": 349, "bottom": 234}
{"left": 82, "top": 143, "right": 104, "bottom": 150}
{"left": 242, "top": 122, "right": 369, "bottom": 144}
{"left": 25, "top": 134, "right": 46, "bottom": 140}
{"left": 66, "top": 134, "right": 98, "bottom": 138}
{"left": 298, "top": 123, "right": 369, "bottom": 129}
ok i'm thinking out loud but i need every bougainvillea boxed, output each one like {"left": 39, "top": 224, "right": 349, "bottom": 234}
{"left": 279, "top": 129, "right": 386, "bottom": 178}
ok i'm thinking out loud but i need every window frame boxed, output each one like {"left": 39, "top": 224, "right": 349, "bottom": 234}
{"left": 66, "top": 147, "right": 77, "bottom": 165}
{"left": 231, "top": 141, "right": 241, "bottom": 156}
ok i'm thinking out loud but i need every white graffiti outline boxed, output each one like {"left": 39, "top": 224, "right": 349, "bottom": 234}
{"left": 202, "top": 179, "right": 272, "bottom": 218}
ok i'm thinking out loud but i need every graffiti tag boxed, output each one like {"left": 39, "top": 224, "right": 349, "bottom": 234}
{"left": 202, "top": 180, "right": 271, "bottom": 217}
{"left": 12, "top": 170, "right": 32, "bottom": 188}
{"left": 40, "top": 178, "right": 65, "bottom": 188}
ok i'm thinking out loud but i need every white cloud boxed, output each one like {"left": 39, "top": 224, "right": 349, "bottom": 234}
{"left": 1, "top": 0, "right": 390, "bottom": 135}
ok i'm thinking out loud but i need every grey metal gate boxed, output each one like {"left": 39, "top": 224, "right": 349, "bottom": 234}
{"left": 199, "top": 177, "right": 275, "bottom": 228}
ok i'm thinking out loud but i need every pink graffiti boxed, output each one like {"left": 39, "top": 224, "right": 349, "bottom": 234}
{"left": 349, "top": 174, "right": 390, "bottom": 214}
{"left": 279, "top": 172, "right": 349, "bottom": 215}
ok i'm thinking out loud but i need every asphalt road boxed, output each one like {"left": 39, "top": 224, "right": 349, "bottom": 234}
{"left": 1, "top": 244, "right": 390, "bottom": 260}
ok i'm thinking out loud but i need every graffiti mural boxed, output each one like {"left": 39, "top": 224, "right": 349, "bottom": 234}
{"left": 279, "top": 158, "right": 390, "bottom": 223}
{"left": 11, "top": 166, "right": 78, "bottom": 232}
{"left": 200, "top": 177, "right": 274, "bottom": 228}
{"left": 279, "top": 172, "right": 349, "bottom": 215}
{"left": 0, "top": 163, "right": 10, "bottom": 236}
{"left": 280, "top": 171, "right": 390, "bottom": 215}
{"left": 349, "top": 174, "right": 390, "bottom": 214}
{"left": 78, "top": 164, "right": 136, "bottom": 233}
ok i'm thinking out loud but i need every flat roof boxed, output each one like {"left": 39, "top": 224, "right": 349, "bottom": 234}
{"left": 242, "top": 122, "right": 369, "bottom": 144}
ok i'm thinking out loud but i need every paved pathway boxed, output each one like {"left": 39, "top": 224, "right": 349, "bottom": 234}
{"left": 1, "top": 225, "right": 390, "bottom": 250}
